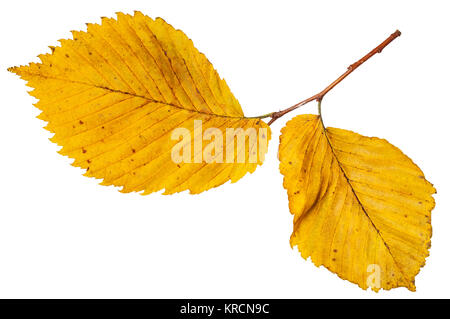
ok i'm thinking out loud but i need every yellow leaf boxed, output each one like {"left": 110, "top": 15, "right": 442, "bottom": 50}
{"left": 279, "top": 114, "right": 435, "bottom": 291}
{"left": 9, "top": 12, "right": 270, "bottom": 194}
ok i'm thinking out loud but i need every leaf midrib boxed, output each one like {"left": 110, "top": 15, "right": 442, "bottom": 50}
{"left": 318, "top": 114, "right": 410, "bottom": 283}
{"left": 12, "top": 70, "right": 252, "bottom": 120}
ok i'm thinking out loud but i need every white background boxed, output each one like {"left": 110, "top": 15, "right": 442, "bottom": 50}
{"left": 0, "top": 0, "right": 449, "bottom": 298}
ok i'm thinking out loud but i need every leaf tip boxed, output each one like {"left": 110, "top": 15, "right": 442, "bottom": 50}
{"left": 406, "top": 279, "right": 416, "bottom": 292}
{"left": 7, "top": 65, "right": 28, "bottom": 78}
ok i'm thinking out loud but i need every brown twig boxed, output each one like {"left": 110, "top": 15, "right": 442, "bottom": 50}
{"left": 267, "top": 30, "right": 401, "bottom": 125}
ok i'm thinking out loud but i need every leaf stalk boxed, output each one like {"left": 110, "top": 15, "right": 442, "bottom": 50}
{"left": 265, "top": 30, "right": 401, "bottom": 125}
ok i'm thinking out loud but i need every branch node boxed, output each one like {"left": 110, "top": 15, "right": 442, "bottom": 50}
{"left": 266, "top": 30, "right": 401, "bottom": 125}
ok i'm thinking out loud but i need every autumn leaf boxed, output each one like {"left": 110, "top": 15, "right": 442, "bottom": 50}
{"left": 279, "top": 113, "right": 436, "bottom": 291}
{"left": 10, "top": 15, "right": 434, "bottom": 292}
{"left": 9, "top": 12, "right": 270, "bottom": 194}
